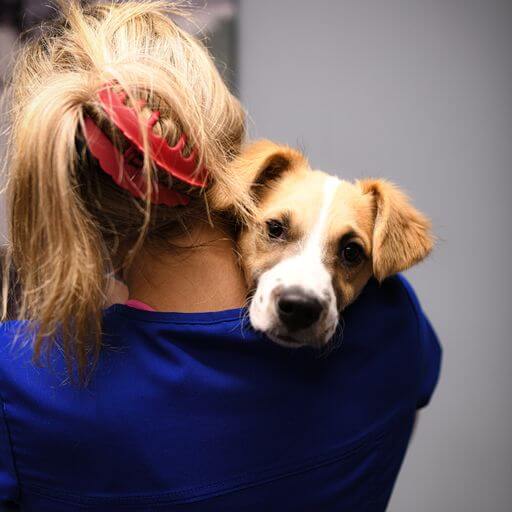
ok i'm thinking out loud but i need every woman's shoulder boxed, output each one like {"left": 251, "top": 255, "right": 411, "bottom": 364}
{"left": 360, "top": 273, "right": 420, "bottom": 305}
{"left": 383, "top": 273, "right": 428, "bottom": 318}
{"left": 345, "top": 274, "right": 426, "bottom": 334}
{"left": 348, "top": 274, "right": 442, "bottom": 409}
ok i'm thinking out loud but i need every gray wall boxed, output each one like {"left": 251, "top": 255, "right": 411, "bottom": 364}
{"left": 239, "top": 1, "right": 512, "bottom": 511}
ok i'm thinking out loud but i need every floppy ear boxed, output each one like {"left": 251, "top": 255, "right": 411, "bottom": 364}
{"left": 209, "top": 139, "right": 307, "bottom": 209}
{"left": 358, "top": 179, "right": 434, "bottom": 281}
{"left": 241, "top": 140, "right": 307, "bottom": 201}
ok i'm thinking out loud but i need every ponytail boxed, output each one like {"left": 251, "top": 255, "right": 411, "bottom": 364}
{"left": 6, "top": 72, "right": 107, "bottom": 380}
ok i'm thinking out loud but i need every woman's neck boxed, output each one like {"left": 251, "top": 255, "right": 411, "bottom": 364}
{"left": 125, "top": 223, "right": 248, "bottom": 313}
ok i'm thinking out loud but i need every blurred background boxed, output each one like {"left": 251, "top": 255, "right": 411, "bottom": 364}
{"left": 1, "top": 1, "right": 511, "bottom": 511}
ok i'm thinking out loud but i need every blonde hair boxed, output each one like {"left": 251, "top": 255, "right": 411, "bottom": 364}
{"left": 1, "top": 0, "right": 247, "bottom": 381}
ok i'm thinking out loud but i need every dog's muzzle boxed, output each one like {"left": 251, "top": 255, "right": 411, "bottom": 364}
{"left": 248, "top": 255, "right": 339, "bottom": 347}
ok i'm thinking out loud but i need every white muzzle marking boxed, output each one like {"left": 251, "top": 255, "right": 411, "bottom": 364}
{"left": 250, "top": 176, "right": 340, "bottom": 346}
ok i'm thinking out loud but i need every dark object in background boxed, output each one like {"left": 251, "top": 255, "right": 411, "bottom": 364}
{"left": 0, "top": 0, "right": 55, "bottom": 32}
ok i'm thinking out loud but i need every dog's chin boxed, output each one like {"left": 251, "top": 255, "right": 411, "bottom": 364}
{"left": 264, "top": 328, "right": 330, "bottom": 349}
{"left": 266, "top": 331, "right": 311, "bottom": 348}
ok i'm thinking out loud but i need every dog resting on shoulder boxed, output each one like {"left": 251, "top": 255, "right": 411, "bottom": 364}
{"left": 229, "top": 140, "right": 433, "bottom": 348}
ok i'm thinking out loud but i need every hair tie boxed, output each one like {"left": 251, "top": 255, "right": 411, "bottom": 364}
{"left": 83, "top": 85, "right": 208, "bottom": 206}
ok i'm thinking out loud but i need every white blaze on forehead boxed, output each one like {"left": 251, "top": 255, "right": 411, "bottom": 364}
{"left": 249, "top": 174, "right": 341, "bottom": 344}
{"left": 303, "top": 175, "right": 341, "bottom": 258}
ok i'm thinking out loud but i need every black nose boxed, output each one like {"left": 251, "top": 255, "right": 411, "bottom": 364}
{"left": 277, "top": 288, "right": 323, "bottom": 331}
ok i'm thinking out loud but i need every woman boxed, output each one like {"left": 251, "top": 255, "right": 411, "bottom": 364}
{"left": 0, "top": 1, "right": 441, "bottom": 511}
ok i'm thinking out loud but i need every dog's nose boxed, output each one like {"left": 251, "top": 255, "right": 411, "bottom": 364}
{"left": 277, "top": 288, "right": 323, "bottom": 331}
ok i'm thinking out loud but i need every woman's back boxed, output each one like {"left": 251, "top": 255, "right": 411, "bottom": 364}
{"left": 0, "top": 275, "right": 441, "bottom": 511}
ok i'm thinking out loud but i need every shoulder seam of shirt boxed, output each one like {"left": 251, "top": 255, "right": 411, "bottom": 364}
{"left": 110, "top": 311, "right": 246, "bottom": 326}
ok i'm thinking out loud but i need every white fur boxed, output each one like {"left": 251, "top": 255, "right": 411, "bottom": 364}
{"left": 250, "top": 176, "right": 341, "bottom": 346}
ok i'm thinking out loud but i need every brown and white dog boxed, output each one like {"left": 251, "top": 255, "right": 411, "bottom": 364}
{"left": 230, "top": 140, "right": 433, "bottom": 348}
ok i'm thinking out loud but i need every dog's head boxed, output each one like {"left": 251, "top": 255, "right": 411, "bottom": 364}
{"left": 233, "top": 140, "right": 434, "bottom": 348}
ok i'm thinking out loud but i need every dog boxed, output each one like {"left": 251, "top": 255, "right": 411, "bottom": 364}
{"left": 230, "top": 140, "right": 433, "bottom": 348}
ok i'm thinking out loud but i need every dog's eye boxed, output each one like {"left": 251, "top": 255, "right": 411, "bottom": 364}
{"left": 266, "top": 219, "right": 286, "bottom": 240}
{"left": 340, "top": 242, "right": 364, "bottom": 266}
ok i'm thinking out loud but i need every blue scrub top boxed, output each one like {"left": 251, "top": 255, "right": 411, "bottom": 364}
{"left": 0, "top": 275, "right": 441, "bottom": 511}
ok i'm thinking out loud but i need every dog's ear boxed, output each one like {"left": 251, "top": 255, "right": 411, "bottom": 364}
{"left": 210, "top": 140, "right": 307, "bottom": 210}
{"left": 358, "top": 179, "right": 434, "bottom": 281}
{"left": 238, "top": 140, "right": 307, "bottom": 201}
